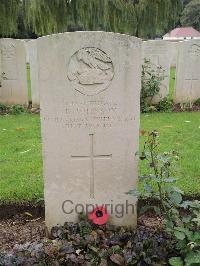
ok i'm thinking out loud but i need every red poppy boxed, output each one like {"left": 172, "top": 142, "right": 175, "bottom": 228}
{"left": 88, "top": 206, "right": 109, "bottom": 225}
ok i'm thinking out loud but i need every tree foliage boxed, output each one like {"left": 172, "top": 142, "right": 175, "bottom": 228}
{"left": 181, "top": 0, "right": 193, "bottom": 6}
{"left": 0, "top": 0, "right": 182, "bottom": 38}
{"left": 0, "top": 0, "right": 20, "bottom": 36}
{"left": 181, "top": 0, "right": 200, "bottom": 31}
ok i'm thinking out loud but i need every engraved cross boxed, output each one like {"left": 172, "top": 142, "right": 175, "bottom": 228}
{"left": 71, "top": 134, "right": 112, "bottom": 199}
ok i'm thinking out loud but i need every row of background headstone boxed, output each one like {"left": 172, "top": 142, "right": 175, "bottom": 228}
{"left": 0, "top": 37, "right": 199, "bottom": 107}
{"left": 142, "top": 39, "right": 200, "bottom": 104}
{"left": 0, "top": 39, "right": 28, "bottom": 105}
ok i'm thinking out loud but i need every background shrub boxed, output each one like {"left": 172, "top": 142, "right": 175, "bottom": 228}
{"left": 10, "top": 105, "right": 26, "bottom": 115}
{"left": 157, "top": 97, "right": 173, "bottom": 112}
{"left": 141, "top": 59, "right": 165, "bottom": 113}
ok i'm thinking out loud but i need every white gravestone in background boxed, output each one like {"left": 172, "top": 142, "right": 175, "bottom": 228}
{"left": 175, "top": 40, "right": 200, "bottom": 103}
{"left": 170, "top": 42, "right": 179, "bottom": 68}
{"left": 0, "top": 39, "right": 28, "bottom": 105}
{"left": 38, "top": 32, "right": 141, "bottom": 229}
{"left": 24, "top": 39, "right": 31, "bottom": 63}
{"left": 0, "top": 46, "right": 2, "bottom": 90}
{"left": 142, "top": 40, "right": 171, "bottom": 102}
{"left": 28, "top": 40, "right": 40, "bottom": 107}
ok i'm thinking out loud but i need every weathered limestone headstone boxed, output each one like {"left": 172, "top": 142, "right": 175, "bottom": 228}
{"left": 28, "top": 40, "right": 40, "bottom": 107}
{"left": 0, "top": 38, "right": 28, "bottom": 105}
{"left": 170, "top": 42, "right": 179, "bottom": 67}
{"left": 24, "top": 39, "right": 32, "bottom": 63}
{"left": 175, "top": 40, "right": 200, "bottom": 103}
{"left": 142, "top": 40, "right": 172, "bottom": 101}
{"left": 38, "top": 32, "right": 141, "bottom": 229}
{"left": 0, "top": 46, "right": 2, "bottom": 90}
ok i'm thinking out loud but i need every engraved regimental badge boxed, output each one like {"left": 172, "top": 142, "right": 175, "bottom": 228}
{"left": 67, "top": 47, "right": 114, "bottom": 96}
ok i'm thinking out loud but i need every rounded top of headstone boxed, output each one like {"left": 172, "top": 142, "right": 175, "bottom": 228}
{"left": 37, "top": 31, "right": 141, "bottom": 44}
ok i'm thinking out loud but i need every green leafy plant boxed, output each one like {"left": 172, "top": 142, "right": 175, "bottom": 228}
{"left": 0, "top": 104, "right": 29, "bottom": 115}
{"left": 194, "top": 98, "right": 200, "bottom": 106}
{"left": 129, "top": 131, "right": 200, "bottom": 265}
{"left": 0, "top": 216, "right": 174, "bottom": 265}
{"left": 168, "top": 199, "right": 200, "bottom": 266}
{"left": 10, "top": 104, "right": 26, "bottom": 115}
{"left": 0, "top": 103, "right": 7, "bottom": 111}
{"left": 141, "top": 59, "right": 165, "bottom": 113}
{"left": 157, "top": 97, "right": 173, "bottom": 112}
{"left": 0, "top": 103, "right": 8, "bottom": 114}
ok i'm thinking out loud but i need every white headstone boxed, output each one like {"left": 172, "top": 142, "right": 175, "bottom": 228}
{"left": 38, "top": 32, "right": 141, "bottom": 229}
{"left": 175, "top": 40, "right": 200, "bottom": 103}
{"left": 28, "top": 40, "right": 39, "bottom": 107}
{"left": 170, "top": 42, "right": 179, "bottom": 67}
{"left": 24, "top": 39, "right": 31, "bottom": 63}
{"left": 0, "top": 38, "right": 28, "bottom": 105}
{"left": 142, "top": 40, "right": 172, "bottom": 101}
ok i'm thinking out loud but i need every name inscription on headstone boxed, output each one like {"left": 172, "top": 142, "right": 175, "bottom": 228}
{"left": 42, "top": 100, "right": 135, "bottom": 129}
{"left": 1, "top": 43, "right": 17, "bottom": 80}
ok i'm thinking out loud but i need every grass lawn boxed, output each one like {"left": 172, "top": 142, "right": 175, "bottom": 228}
{"left": 0, "top": 114, "right": 43, "bottom": 203}
{"left": 0, "top": 112, "right": 199, "bottom": 203}
{"left": 140, "top": 112, "right": 200, "bottom": 197}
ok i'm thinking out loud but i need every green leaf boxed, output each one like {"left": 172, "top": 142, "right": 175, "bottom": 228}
{"left": 185, "top": 251, "right": 200, "bottom": 266}
{"left": 153, "top": 206, "right": 161, "bottom": 215}
{"left": 176, "top": 239, "right": 187, "bottom": 250}
{"left": 174, "top": 231, "right": 185, "bottom": 240}
{"left": 193, "top": 232, "right": 200, "bottom": 241}
{"left": 174, "top": 227, "right": 192, "bottom": 239}
{"left": 181, "top": 200, "right": 200, "bottom": 209}
{"left": 172, "top": 187, "right": 184, "bottom": 194}
{"left": 170, "top": 191, "right": 182, "bottom": 205}
{"left": 179, "top": 200, "right": 193, "bottom": 209}
{"left": 144, "top": 183, "right": 153, "bottom": 193}
{"left": 192, "top": 209, "right": 200, "bottom": 226}
{"left": 169, "top": 257, "right": 183, "bottom": 266}
{"left": 165, "top": 219, "right": 174, "bottom": 231}
{"left": 182, "top": 215, "right": 192, "bottom": 223}
{"left": 89, "top": 246, "right": 99, "bottom": 253}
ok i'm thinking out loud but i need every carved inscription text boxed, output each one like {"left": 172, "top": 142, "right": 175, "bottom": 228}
{"left": 42, "top": 100, "right": 135, "bottom": 129}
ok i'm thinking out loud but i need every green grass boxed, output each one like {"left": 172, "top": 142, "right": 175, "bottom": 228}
{"left": 0, "top": 112, "right": 200, "bottom": 203}
{"left": 0, "top": 114, "right": 43, "bottom": 203}
{"left": 140, "top": 112, "right": 200, "bottom": 196}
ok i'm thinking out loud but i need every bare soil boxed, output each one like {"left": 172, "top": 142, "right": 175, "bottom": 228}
{"left": 173, "top": 103, "right": 200, "bottom": 112}
{"left": 0, "top": 204, "right": 45, "bottom": 251}
{"left": 0, "top": 204, "right": 164, "bottom": 252}
{"left": 0, "top": 214, "right": 45, "bottom": 251}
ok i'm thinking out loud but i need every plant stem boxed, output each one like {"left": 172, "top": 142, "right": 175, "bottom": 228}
{"left": 149, "top": 134, "right": 168, "bottom": 216}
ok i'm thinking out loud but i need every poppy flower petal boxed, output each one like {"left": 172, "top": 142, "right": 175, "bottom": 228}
{"left": 88, "top": 206, "right": 109, "bottom": 225}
